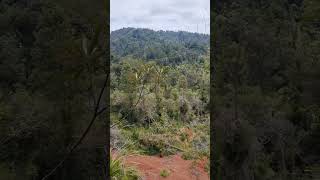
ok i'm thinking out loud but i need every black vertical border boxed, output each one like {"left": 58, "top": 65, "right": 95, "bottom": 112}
{"left": 105, "top": 0, "right": 111, "bottom": 179}
{"left": 209, "top": 1, "right": 320, "bottom": 180}
{"left": 210, "top": 1, "right": 215, "bottom": 180}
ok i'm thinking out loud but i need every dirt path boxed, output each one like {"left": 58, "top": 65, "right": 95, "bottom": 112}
{"left": 123, "top": 154, "right": 209, "bottom": 180}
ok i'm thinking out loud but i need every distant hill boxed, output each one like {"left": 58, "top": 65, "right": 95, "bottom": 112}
{"left": 110, "top": 28, "right": 209, "bottom": 64}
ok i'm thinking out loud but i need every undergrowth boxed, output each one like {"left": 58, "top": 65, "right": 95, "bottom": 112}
{"left": 110, "top": 154, "right": 141, "bottom": 180}
{"left": 114, "top": 117, "right": 210, "bottom": 161}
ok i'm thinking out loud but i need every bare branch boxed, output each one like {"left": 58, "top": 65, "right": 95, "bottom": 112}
{"left": 41, "top": 73, "right": 109, "bottom": 180}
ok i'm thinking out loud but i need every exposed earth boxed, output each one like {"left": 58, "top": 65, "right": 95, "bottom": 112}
{"left": 123, "top": 154, "right": 209, "bottom": 180}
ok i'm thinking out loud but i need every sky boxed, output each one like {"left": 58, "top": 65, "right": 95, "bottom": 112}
{"left": 111, "top": 0, "right": 210, "bottom": 34}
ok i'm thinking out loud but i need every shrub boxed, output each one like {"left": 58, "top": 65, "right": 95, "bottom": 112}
{"left": 160, "top": 169, "right": 170, "bottom": 177}
{"left": 110, "top": 155, "right": 141, "bottom": 180}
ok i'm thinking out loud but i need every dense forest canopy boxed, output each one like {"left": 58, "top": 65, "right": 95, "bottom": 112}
{"left": 110, "top": 28, "right": 209, "bottom": 65}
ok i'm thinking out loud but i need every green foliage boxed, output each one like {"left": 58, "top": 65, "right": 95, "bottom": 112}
{"left": 182, "top": 150, "right": 199, "bottom": 160}
{"left": 110, "top": 43, "right": 210, "bottom": 176}
{"left": 114, "top": 111, "right": 209, "bottom": 160}
{"left": 110, "top": 155, "right": 141, "bottom": 180}
{"left": 111, "top": 28, "right": 209, "bottom": 65}
{"left": 159, "top": 169, "right": 170, "bottom": 178}
{"left": 111, "top": 55, "right": 209, "bottom": 124}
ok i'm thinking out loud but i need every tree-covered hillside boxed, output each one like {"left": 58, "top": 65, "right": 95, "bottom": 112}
{"left": 111, "top": 28, "right": 209, "bottom": 65}
{"left": 110, "top": 29, "right": 210, "bottom": 179}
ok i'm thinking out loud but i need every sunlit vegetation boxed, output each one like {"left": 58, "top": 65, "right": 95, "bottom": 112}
{"left": 110, "top": 154, "right": 141, "bottom": 180}
{"left": 110, "top": 28, "right": 210, "bottom": 176}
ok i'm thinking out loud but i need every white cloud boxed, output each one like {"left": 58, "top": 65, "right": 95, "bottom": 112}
{"left": 111, "top": 0, "right": 210, "bottom": 34}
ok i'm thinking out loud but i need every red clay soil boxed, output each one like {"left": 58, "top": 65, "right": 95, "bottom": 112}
{"left": 123, "top": 154, "right": 209, "bottom": 180}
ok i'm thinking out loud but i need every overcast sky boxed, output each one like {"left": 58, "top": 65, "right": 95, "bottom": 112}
{"left": 111, "top": 0, "right": 210, "bottom": 34}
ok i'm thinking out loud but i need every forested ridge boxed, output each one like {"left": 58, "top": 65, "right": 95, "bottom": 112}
{"left": 111, "top": 28, "right": 209, "bottom": 64}
{"left": 213, "top": 0, "right": 320, "bottom": 179}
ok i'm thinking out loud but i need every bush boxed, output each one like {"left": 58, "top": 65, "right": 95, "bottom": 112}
{"left": 160, "top": 169, "right": 170, "bottom": 177}
{"left": 110, "top": 154, "right": 141, "bottom": 180}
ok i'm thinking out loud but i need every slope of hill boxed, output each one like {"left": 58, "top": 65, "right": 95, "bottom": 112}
{"left": 110, "top": 28, "right": 210, "bottom": 179}
{"left": 110, "top": 28, "right": 209, "bottom": 64}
